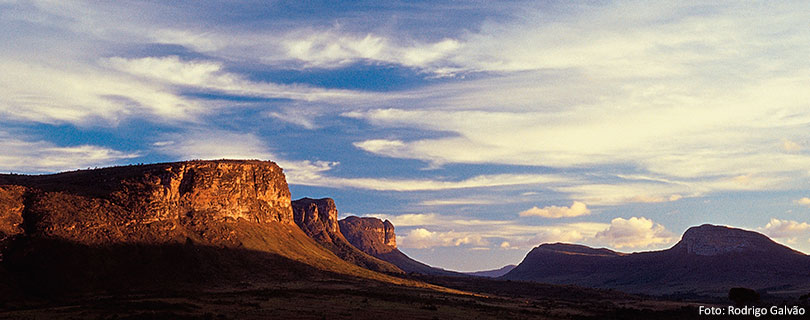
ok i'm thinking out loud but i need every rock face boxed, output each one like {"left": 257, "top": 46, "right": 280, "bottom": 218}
{"left": 503, "top": 224, "right": 810, "bottom": 297}
{"left": 0, "top": 160, "right": 409, "bottom": 296}
{"left": 672, "top": 224, "right": 796, "bottom": 256}
{"left": 338, "top": 216, "right": 397, "bottom": 255}
{"left": 340, "top": 216, "right": 461, "bottom": 276}
{"left": 292, "top": 197, "right": 341, "bottom": 242}
{"left": 0, "top": 185, "right": 26, "bottom": 241}
{"left": 0, "top": 160, "right": 293, "bottom": 246}
{"left": 291, "top": 198, "right": 402, "bottom": 274}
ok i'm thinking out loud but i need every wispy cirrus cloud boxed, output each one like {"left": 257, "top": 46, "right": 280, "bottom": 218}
{"left": 104, "top": 56, "right": 373, "bottom": 103}
{"left": 5, "top": 0, "right": 810, "bottom": 269}
{"left": 332, "top": 2, "right": 810, "bottom": 203}
{"left": 0, "top": 59, "right": 203, "bottom": 125}
{"left": 418, "top": 198, "right": 496, "bottom": 206}
{"left": 152, "top": 129, "right": 561, "bottom": 192}
{"left": 0, "top": 131, "right": 137, "bottom": 173}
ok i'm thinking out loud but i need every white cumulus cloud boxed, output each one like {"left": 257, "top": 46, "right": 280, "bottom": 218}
{"left": 519, "top": 201, "right": 591, "bottom": 218}
{"left": 761, "top": 218, "right": 810, "bottom": 244}
{"left": 795, "top": 197, "right": 810, "bottom": 206}
{"left": 398, "top": 228, "right": 487, "bottom": 249}
{"left": 594, "top": 217, "right": 674, "bottom": 249}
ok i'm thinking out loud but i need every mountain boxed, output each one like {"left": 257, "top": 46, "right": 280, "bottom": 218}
{"left": 503, "top": 224, "right": 810, "bottom": 296}
{"left": 339, "top": 216, "right": 462, "bottom": 276}
{"left": 465, "top": 265, "right": 517, "bottom": 278}
{"left": 0, "top": 161, "right": 708, "bottom": 319}
{"left": 0, "top": 160, "right": 432, "bottom": 297}
{"left": 291, "top": 197, "right": 402, "bottom": 273}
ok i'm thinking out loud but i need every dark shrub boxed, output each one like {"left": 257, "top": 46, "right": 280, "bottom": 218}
{"left": 729, "top": 287, "right": 760, "bottom": 306}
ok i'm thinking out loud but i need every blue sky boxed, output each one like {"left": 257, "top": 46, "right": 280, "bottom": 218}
{"left": 3, "top": 1, "right": 810, "bottom": 271}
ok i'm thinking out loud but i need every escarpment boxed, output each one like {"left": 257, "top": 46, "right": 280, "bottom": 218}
{"left": 0, "top": 160, "right": 293, "bottom": 247}
{"left": 292, "top": 197, "right": 402, "bottom": 274}
{"left": 340, "top": 216, "right": 461, "bottom": 276}
{"left": 339, "top": 216, "right": 397, "bottom": 255}
{"left": 0, "top": 160, "right": 422, "bottom": 296}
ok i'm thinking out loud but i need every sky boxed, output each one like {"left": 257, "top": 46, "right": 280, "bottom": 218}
{"left": 2, "top": 0, "right": 810, "bottom": 272}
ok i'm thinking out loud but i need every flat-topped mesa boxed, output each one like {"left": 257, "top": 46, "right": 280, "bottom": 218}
{"left": 0, "top": 161, "right": 434, "bottom": 295}
{"left": 339, "top": 216, "right": 397, "bottom": 255}
{"left": 673, "top": 224, "right": 797, "bottom": 256}
{"left": 291, "top": 197, "right": 340, "bottom": 242}
{"left": 291, "top": 198, "right": 403, "bottom": 274}
{"left": 339, "top": 216, "right": 460, "bottom": 276}
{"left": 0, "top": 160, "right": 293, "bottom": 246}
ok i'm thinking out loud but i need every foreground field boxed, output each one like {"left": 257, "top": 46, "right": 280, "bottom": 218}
{"left": 2, "top": 277, "right": 707, "bottom": 320}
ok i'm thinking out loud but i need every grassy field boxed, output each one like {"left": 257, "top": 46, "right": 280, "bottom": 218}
{"left": 1, "top": 276, "right": 711, "bottom": 320}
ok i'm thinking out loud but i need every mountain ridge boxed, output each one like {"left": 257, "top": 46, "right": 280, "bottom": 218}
{"left": 503, "top": 224, "right": 810, "bottom": 296}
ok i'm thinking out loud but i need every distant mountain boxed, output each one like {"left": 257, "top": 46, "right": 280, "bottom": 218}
{"left": 339, "top": 216, "right": 462, "bottom": 276}
{"left": 291, "top": 197, "right": 402, "bottom": 274}
{"left": 503, "top": 224, "right": 810, "bottom": 297}
{"left": 466, "top": 265, "right": 517, "bottom": 278}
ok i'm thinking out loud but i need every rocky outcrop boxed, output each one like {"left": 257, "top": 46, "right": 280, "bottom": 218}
{"left": 0, "top": 160, "right": 292, "bottom": 246}
{"left": 0, "top": 185, "right": 26, "bottom": 241}
{"left": 0, "top": 160, "right": 423, "bottom": 297}
{"left": 291, "top": 198, "right": 402, "bottom": 274}
{"left": 292, "top": 198, "right": 341, "bottom": 242}
{"left": 503, "top": 224, "right": 810, "bottom": 297}
{"left": 338, "top": 216, "right": 397, "bottom": 255}
{"left": 672, "top": 224, "right": 798, "bottom": 256}
{"left": 340, "top": 216, "right": 461, "bottom": 276}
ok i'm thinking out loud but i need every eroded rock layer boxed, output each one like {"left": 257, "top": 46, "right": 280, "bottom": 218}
{"left": 0, "top": 160, "right": 418, "bottom": 297}
{"left": 1, "top": 160, "right": 292, "bottom": 246}
{"left": 340, "top": 216, "right": 461, "bottom": 276}
{"left": 292, "top": 198, "right": 402, "bottom": 274}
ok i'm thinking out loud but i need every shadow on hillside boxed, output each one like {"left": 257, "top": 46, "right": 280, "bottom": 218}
{"left": 0, "top": 236, "right": 360, "bottom": 302}
{"left": 0, "top": 237, "right": 747, "bottom": 320}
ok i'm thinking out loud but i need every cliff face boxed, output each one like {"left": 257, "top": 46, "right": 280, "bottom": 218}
{"left": 292, "top": 198, "right": 402, "bottom": 274}
{"left": 340, "top": 216, "right": 460, "bottom": 276}
{"left": 339, "top": 216, "right": 397, "bottom": 255}
{"left": 0, "top": 185, "right": 26, "bottom": 241}
{"left": 0, "top": 161, "right": 437, "bottom": 297}
{"left": 671, "top": 224, "right": 799, "bottom": 256}
{"left": 0, "top": 160, "right": 292, "bottom": 247}
{"left": 292, "top": 197, "right": 340, "bottom": 242}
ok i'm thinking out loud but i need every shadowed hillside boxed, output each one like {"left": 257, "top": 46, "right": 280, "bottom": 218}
{"left": 503, "top": 224, "right": 810, "bottom": 297}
